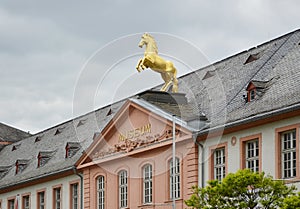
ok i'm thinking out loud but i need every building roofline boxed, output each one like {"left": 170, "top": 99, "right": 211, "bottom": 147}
{"left": 196, "top": 102, "right": 300, "bottom": 139}
{"left": 0, "top": 165, "right": 75, "bottom": 193}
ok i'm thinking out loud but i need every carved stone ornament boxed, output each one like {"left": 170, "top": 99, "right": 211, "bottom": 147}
{"left": 92, "top": 129, "right": 181, "bottom": 159}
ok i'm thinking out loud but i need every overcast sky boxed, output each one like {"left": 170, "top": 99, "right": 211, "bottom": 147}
{"left": 1, "top": 0, "right": 300, "bottom": 134}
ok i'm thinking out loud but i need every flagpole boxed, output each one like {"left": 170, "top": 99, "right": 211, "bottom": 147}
{"left": 172, "top": 115, "right": 176, "bottom": 209}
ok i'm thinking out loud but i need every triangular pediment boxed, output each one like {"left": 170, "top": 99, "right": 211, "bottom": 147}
{"left": 77, "top": 99, "right": 191, "bottom": 168}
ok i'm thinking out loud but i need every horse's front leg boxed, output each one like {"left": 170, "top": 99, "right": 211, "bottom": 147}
{"left": 136, "top": 58, "right": 147, "bottom": 72}
{"left": 136, "top": 58, "right": 143, "bottom": 72}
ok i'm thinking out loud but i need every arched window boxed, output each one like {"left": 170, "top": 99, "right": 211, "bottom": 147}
{"left": 118, "top": 170, "right": 128, "bottom": 208}
{"left": 143, "top": 164, "right": 152, "bottom": 204}
{"left": 97, "top": 175, "right": 105, "bottom": 209}
{"left": 169, "top": 157, "right": 180, "bottom": 199}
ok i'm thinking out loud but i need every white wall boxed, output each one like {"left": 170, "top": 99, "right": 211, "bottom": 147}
{"left": 201, "top": 115, "right": 300, "bottom": 189}
{"left": 0, "top": 174, "right": 80, "bottom": 209}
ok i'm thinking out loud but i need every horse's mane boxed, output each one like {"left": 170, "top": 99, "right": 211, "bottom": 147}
{"left": 144, "top": 33, "right": 158, "bottom": 54}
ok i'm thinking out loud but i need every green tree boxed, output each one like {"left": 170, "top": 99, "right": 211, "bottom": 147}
{"left": 185, "top": 169, "right": 296, "bottom": 209}
{"left": 282, "top": 192, "right": 300, "bottom": 209}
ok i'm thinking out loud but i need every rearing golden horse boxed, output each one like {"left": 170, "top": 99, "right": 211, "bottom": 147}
{"left": 136, "top": 33, "right": 178, "bottom": 93}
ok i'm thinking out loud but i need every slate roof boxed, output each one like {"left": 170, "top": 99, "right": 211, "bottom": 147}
{"left": 1, "top": 29, "right": 300, "bottom": 189}
{"left": 0, "top": 122, "right": 31, "bottom": 143}
{"left": 0, "top": 122, "right": 31, "bottom": 151}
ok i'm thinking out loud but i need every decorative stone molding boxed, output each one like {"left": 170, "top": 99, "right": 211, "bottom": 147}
{"left": 92, "top": 129, "right": 181, "bottom": 159}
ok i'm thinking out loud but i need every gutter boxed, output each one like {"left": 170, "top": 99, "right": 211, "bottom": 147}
{"left": 198, "top": 102, "right": 300, "bottom": 137}
{"left": 73, "top": 167, "right": 84, "bottom": 209}
{"left": 0, "top": 166, "right": 75, "bottom": 192}
{"left": 192, "top": 133, "right": 205, "bottom": 188}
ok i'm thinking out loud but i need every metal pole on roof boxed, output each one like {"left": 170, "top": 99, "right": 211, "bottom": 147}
{"left": 172, "top": 115, "right": 176, "bottom": 209}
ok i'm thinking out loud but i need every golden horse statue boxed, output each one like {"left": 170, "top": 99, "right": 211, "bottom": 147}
{"left": 136, "top": 33, "right": 178, "bottom": 93}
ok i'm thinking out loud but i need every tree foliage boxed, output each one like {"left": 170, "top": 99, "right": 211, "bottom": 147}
{"left": 282, "top": 192, "right": 300, "bottom": 209}
{"left": 185, "top": 169, "right": 296, "bottom": 209}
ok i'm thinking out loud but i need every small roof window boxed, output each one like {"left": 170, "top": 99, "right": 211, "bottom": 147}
{"left": 37, "top": 151, "right": 56, "bottom": 167}
{"left": 106, "top": 109, "right": 113, "bottom": 116}
{"left": 245, "top": 80, "right": 269, "bottom": 102}
{"left": 15, "top": 159, "right": 30, "bottom": 175}
{"left": 202, "top": 71, "right": 215, "bottom": 80}
{"left": 12, "top": 144, "right": 21, "bottom": 151}
{"left": 34, "top": 135, "right": 43, "bottom": 143}
{"left": 54, "top": 127, "right": 65, "bottom": 135}
{"left": 65, "top": 142, "right": 81, "bottom": 158}
{"left": 77, "top": 119, "right": 87, "bottom": 127}
{"left": 0, "top": 165, "right": 13, "bottom": 179}
{"left": 244, "top": 53, "right": 260, "bottom": 65}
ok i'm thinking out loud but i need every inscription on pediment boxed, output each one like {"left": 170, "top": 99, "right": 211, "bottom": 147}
{"left": 92, "top": 128, "right": 181, "bottom": 159}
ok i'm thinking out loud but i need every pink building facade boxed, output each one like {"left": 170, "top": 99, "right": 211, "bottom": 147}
{"left": 77, "top": 99, "right": 198, "bottom": 208}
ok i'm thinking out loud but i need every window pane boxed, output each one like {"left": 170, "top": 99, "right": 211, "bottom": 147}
{"left": 119, "top": 170, "right": 128, "bottom": 208}
{"left": 281, "top": 130, "right": 297, "bottom": 178}
{"left": 170, "top": 158, "right": 180, "bottom": 199}
{"left": 143, "top": 164, "right": 152, "bottom": 204}
{"left": 214, "top": 148, "right": 226, "bottom": 181}
{"left": 97, "top": 176, "right": 105, "bottom": 209}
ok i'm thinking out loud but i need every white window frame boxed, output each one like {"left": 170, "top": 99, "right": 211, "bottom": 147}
{"left": 54, "top": 187, "right": 61, "bottom": 209}
{"left": 71, "top": 183, "right": 79, "bottom": 209}
{"left": 23, "top": 195, "right": 30, "bottom": 209}
{"left": 214, "top": 148, "right": 226, "bottom": 181}
{"left": 8, "top": 199, "right": 14, "bottom": 209}
{"left": 119, "top": 170, "right": 128, "bottom": 208}
{"left": 281, "top": 130, "right": 297, "bottom": 178}
{"left": 246, "top": 140, "right": 259, "bottom": 172}
{"left": 169, "top": 157, "right": 180, "bottom": 200}
{"left": 143, "top": 164, "right": 152, "bottom": 204}
{"left": 37, "top": 191, "right": 45, "bottom": 209}
{"left": 97, "top": 176, "right": 105, "bottom": 209}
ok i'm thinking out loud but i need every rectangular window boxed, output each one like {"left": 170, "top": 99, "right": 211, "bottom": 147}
{"left": 214, "top": 148, "right": 226, "bottom": 181}
{"left": 281, "top": 130, "right": 297, "bottom": 178}
{"left": 8, "top": 199, "right": 14, "bottom": 209}
{"left": 119, "top": 170, "right": 128, "bottom": 208}
{"left": 143, "top": 164, "right": 152, "bottom": 204}
{"left": 71, "top": 183, "right": 79, "bottom": 209}
{"left": 97, "top": 176, "right": 105, "bottom": 209}
{"left": 22, "top": 195, "right": 30, "bottom": 209}
{"left": 37, "top": 191, "right": 45, "bottom": 209}
{"left": 246, "top": 140, "right": 259, "bottom": 172}
{"left": 240, "top": 134, "right": 262, "bottom": 172}
{"left": 53, "top": 187, "right": 61, "bottom": 209}
{"left": 210, "top": 142, "right": 227, "bottom": 181}
{"left": 276, "top": 125, "right": 300, "bottom": 179}
{"left": 169, "top": 158, "right": 180, "bottom": 200}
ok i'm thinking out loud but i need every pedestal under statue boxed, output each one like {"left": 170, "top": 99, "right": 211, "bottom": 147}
{"left": 136, "top": 33, "right": 179, "bottom": 93}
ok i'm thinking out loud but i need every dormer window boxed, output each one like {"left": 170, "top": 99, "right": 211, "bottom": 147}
{"left": 244, "top": 53, "right": 261, "bottom": 65}
{"left": 34, "top": 135, "right": 43, "bottom": 143}
{"left": 249, "top": 89, "right": 256, "bottom": 101}
{"left": 0, "top": 165, "right": 12, "bottom": 179}
{"left": 12, "top": 144, "right": 21, "bottom": 151}
{"left": 15, "top": 159, "right": 29, "bottom": 175}
{"left": 65, "top": 142, "right": 80, "bottom": 158}
{"left": 37, "top": 151, "right": 56, "bottom": 167}
{"left": 54, "top": 127, "right": 65, "bottom": 135}
{"left": 246, "top": 80, "right": 269, "bottom": 102}
{"left": 77, "top": 119, "right": 87, "bottom": 127}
